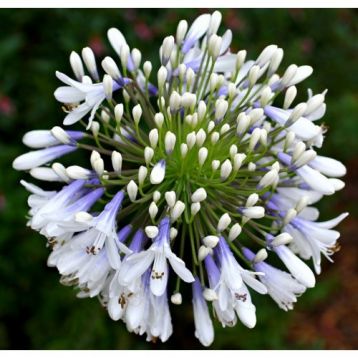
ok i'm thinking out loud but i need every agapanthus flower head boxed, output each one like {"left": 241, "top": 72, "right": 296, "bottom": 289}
{"left": 13, "top": 10, "right": 348, "bottom": 346}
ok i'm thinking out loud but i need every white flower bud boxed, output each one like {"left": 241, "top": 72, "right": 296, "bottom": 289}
{"left": 154, "top": 112, "right": 164, "bottom": 128}
{"left": 249, "top": 128, "right": 261, "bottom": 151}
{"left": 178, "top": 64, "right": 187, "bottom": 80}
{"left": 268, "top": 47, "right": 284, "bottom": 75}
{"left": 149, "top": 201, "right": 158, "bottom": 220}
{"left": 228, "top": 82, "right": 236, "bottom": 99}
{"left": 52, "top": 162, "right": 70, "bottom": 182}
{"left": 207, "top": 121, "right": 215, "bottom": 134}
{"left": 281, "top": 64, "right": 298, "bottom": 87}
{"left": 246, "top": 193, "right": 259, "bottom": 207}
{"left": 228, "top": 223, "right": 242, "bottom": 241}
{"left": 114, "top": 104, "right": 124, "bottom": 124}
{"left": 208, "top": 34, "right": 222, "bottom": 59}
{"left": 123, "top": 89, "right": 130, "bottom": 103}
{"left": 91, "top": 121, "right": 100, "bottom": 136}
{"left": 153, "top": 191, "right": 161, "bottom": 203}
{"left": 66, "top": 165, "right": 92, "bottom": 180}
{"left": 293, "top": 149, "right": 317, "bottom": 168}
{"left": 248, "top": 65, "right": 260, "bottom": 86}
{"left": 30, "top": 167, "right": 62, "bottom": 182}
{"left": 210, "top": 73, "right": 219, "bottom": 92}
{"left": 101, "top": 56, "right": 121, "bottom": 80}
{"left": 272, "top": 233, "right": 293, "bottom": 247}
{"left": 51, "top": 126, "right": 70, "bottom": 144}
{"left": 220, "top": 124, "right": 230, "bottom": 135}
{"left": 127, "top": 180, "right": 138, "bottom": 202}
{"left": 131, "top": 48, "right": 141, "bottom": 69}
{"left": 296, "top": 196, "right": 309, "bottom": 213}
{"left": 101, "top": 109, "right": 110, "bottom": 123}
{"left": 258, "top": 169, "right": 278, "bottom": 188}
{"left": 145, "top": 225, "right": 159, "bottom": 239}
{"left": 161, "top": 36, "right": 175, "bottom": 64}
{"left": 176, "top": 19, "right": 188, "bottom": 45}
{"left": 256, "top": 44, "right": 278, "bottom": 67}
{"left": 248, "top": 162, "right": 256, "bottom": 171}
{"left": 211, "top": 131, "right": 220, "bottom": 144}
{"left": 70, "top": 51, "right": 84, "bottom": 80}
{"left": 191, "top": 188, "right": 207, "bottom": 203}
{"left": 120, "top": 44, "right": 130, "bottom": 69}
{"left": 217, "top": 213, "right": 231, "bottom": 232}
{"left": 196, "top": 129, "right": 206, "bottom": 147}
{"left": 171, "top": 200, "right": 185, "bottom": 222}
{"left": 180, "top": 143, "right": 188, "bottom": 158}
{"left": 220, "top": 159, "right": 232, "bottom": 180}
{"left": 284, "top": 86, "right": 297, "bottom": 109}
{"left": 208, "top": 10, "right": 222, "bottom": 36}
{"left": 292, "top": 141, "right": 306, "bottom": 164}
{"left": 236, "top": 113, "right": 250, "bottom": 135}
{"left": 242, "top": 206, "right": 265, "bottom": 219}
{"left": 111, "top": 151, "right": 122, "bottom": 173}
{"left": 215, "top": 99, "right": 228, "bottom": 121}
{"left": 147, "top": 129, "right": 159, "bottom": 150}
{"left": 254, "top": 248, "right": 268, "bottom": 263}
{"left": 169, "top": 91, "right": 181, "bottom": 111}
{"left": 191, "top": 202, "right": 201, "bottom": 216}
{"left": 165, "top": 191, "right": 176, "bottom": 208}
{"left": 150, "top": 160, "right": 166, "bottom": 185}
{"left": 170, "top": 228, "right": 178, "bottom": 240}
{"left": 198, "top": 245, "right": 212, "bottom": 261}
{"left": 260, "top": 86, "right": 273, "bottom": 107}
{"left": 284, "top": 131, "right": 296, "bottom": 149}
{"left": 305, "top": 93, "right": 325, "bottom": 115}
{"left": 287, "top": 102, "right": 307, "bottom": 126}
{"left": 171, "top": 292, "right": 182, "bottom": 305}
{"left": 212, "top": 160, "right": 220, "bottom": 171}
{"left": 248, "top": 108, "right": 264, "bottom": 124}
{"left": 198, "top": 147, "right": 208, "bottom": 167}
{"left": 203, "top": 288, "right": 218, "bottom": 301}
{"left": 92, "top": 158, "right": 104, "bottom": 176}
{"left": 203, "top": 235, "right": 219, "bottom": 248}
{"left": 144, "top": 146, "right": 154, "bottom": 165}
{"left": 132, "top": 104, "right": 142, "bottom": 125}
{"left": 138, "top": 166, "right": 148, "bottom": 186}
{"left": 236, "top": 50, "right": 247, "bottom": 70}
{"left": 186, "top": 131, "right": 196, "bottom": 149}
{"left": 103, "top": 74, "right": 113, "bottom": 100}
{"left": 82, "top": 47, "right": 98, "bottom": 80}
{"left": 165, "top": 131, "right": 176, "bottom": 154}
{"left": 233, "top": 153, "right": 246, "bottom": 171}
{"left": 143, "top": 61, "right": 152, "bottom": 79}
{"left": 198, "top": 101, "right": 207, "bottom": 122}
{"left": 283, "top": 208, "right": 297, "bottom": 225}
{"left": 181, "top": 92, "right": 196, "bottom": 109}
{"left": 230, "top": 144, "right": 238, "bottom": 158}
{"left": 157, "top": 66, "right": 168, "bottom": 89}
{"left": 329, "top": 178, "right": 345, "bottom": 191}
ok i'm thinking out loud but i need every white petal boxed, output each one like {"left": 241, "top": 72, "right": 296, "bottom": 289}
{"left": 314, "top": 212, "right": 349, "bottom": 229}
{"left": 275, "top": 245, "right": 316, "bottom": 288}
{"left": 63, "top": 103, "right": 92, "bottom": 125}
{"left": 166, "top": 249, "right": 195, "bottom": 283}
{"left": 288, "top": 65, "right": 313, "bottom": 86}
{"left": 150, "top": 250, "right": 169, "bottom": 296}
{"left": 241, "top": 271, "right": 268, "bottom": 294}
{"left": 309, "top": 155, "right": 346, "bottom": 178}
{"left": 119, "top": 251, "right": 154, "bottom": 285}
{"left": 213, "top": 53, "right": 237, "bottom": 73}
{"left": 108, "top": 297, "right": 124, "bottom": 321}
{"left": 107, "top": 28, "right": 128, "bottom": 56}
{"left": 183, "top": 14, "right": 211, "bottom": 53}
{"left": 105, "top": 236, "right": 121, "bottom": 269}
{"left": 235, "top": 301, "right": 256, "bottom": 329}
{"left": 54, "top": 86, "right": 86, "bottom": 103}
{"left": 288, "top": 117, "right": 321, "bottom": 140}
{"left": 299, "top": 207, "right": 320, "bottom": 221}
{"left": 150, "top": 160, "right": 166, "bottom": 184}
{"left": 297, "top": 165, "right": 335, "bottom": 195}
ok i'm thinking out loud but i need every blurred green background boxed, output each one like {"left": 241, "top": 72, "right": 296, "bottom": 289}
{"left": 0, "top": 8, "right": 357, "bottom": 349}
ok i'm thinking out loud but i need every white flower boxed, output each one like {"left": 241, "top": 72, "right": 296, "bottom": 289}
{"left": 119, "top": 217, "right": 195, "bottom": 296}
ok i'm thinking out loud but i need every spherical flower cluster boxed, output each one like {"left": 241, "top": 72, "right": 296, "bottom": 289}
{"left": 13, "top": 11, "right": 348, "bottom": 346}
